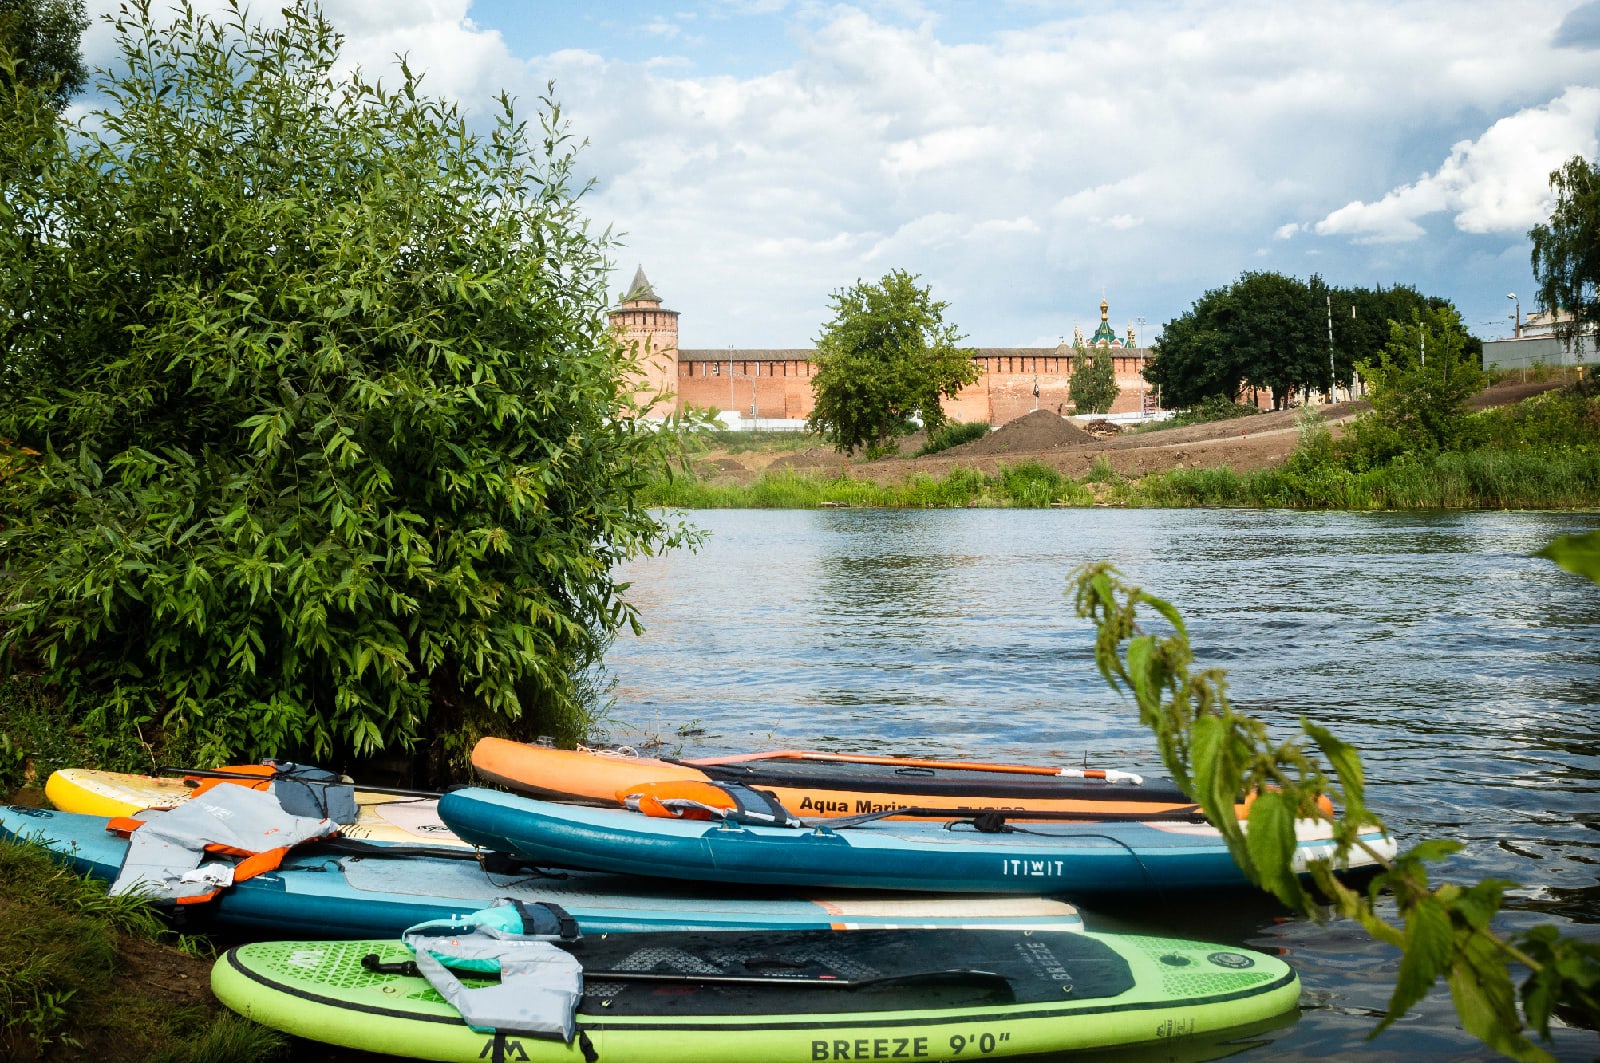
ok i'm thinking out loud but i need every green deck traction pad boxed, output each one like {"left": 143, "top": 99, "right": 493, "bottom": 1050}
{"left": 212, "top": 929, "right": 1300, "bottom": 1063}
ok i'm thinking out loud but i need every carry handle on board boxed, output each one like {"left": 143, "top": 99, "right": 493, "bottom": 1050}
{"left": 359, "top": 953, "right": 1013, "bottom": 991}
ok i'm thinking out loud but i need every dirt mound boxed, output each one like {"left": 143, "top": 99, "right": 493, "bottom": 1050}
{"left": 946, "top": 409, "right": 1095, "bottom": 455}
{"left": 769, "top": 447, "right": 851, "bottom": 470}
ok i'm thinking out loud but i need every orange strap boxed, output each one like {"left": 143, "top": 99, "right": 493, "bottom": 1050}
{"left": 185, "top": 763, "right": 277, "bottom": 799}
{"left": 618, "top": 780, "right": 738, "bottom": 821}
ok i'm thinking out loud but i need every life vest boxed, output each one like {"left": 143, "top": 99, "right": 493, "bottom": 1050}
{"left": 182, "top": 760, "right": 358, "bottom": 825}
{"left": 618, "top": 779, "right": 801, "bottom": 827}
{"left": 107, "top": 783, "right": 339, "bottom": 905}
{"left": 396, "top": 900, "right": 583, "bottom": 1042}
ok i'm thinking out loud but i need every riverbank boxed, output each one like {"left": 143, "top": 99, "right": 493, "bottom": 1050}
{"left": 0, "top": 790, "right": 282, "bottom": 1062}
{"left": 645, "top": 378, "right": 1599, "bottom": 509}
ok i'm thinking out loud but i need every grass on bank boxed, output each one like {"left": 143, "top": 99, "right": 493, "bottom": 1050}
{"left": 646, "top": 384, "right": 1600, "bottom": 510}
{"left": 0, "top": 828, "right": 285, "bottom": 1063}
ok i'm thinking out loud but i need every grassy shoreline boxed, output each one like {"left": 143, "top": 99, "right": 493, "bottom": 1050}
{"left": 643, "top": 449, "right": 1600, "bottom": 511}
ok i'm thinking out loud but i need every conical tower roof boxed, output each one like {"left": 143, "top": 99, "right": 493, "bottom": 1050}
{"left": 619, "top": 265, "right": 660, "bottom": 305}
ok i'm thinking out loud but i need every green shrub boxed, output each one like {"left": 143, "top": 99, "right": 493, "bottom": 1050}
{"left": 916, "top": 421, "right": 989, "bottom": 456}
{"left": 998, "top": 462, "right": 1066, "bottom": 507}
{"left": 0, "top": 5, "right": 693, "bottom": 773}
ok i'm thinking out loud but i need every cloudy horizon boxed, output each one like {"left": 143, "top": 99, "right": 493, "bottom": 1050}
{"left": 76, "top": 0, "right": 1600, "bottom": 350}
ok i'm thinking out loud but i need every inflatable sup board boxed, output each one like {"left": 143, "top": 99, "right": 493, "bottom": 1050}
{"left": 44, "top": 766, "right": 464, "bottom": 847}
{"left": 472, "top": 737, "right": 1235, "bottom": 820}
{"left": 211, "top": 927, "right": 1300, "bottom": 1062}
{"left": 0, "top": 804, "right": 1085, "bottom": 937}
{"left": 439, "top": 786, "right": 1396, "bottom": 898}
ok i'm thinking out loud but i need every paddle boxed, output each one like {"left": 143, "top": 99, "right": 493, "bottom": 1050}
{"left": 359, "top": 952, "right": 1013, "bottom": 990}
{"left": 162, "top": 765, "right": 443, "bottom": 801}
{"left": 684, "top": 749, "right": 1145, "bottom": 783}
{"left": 815, "top": 804, "right": 1207, "bottom": 829}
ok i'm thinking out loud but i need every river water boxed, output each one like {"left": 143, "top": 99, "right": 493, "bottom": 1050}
{"left": 603, "top": 508, "right": 1600, "bottom": 1062}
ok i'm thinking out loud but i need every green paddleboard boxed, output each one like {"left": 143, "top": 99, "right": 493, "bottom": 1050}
{"left": 212, "top": 928, "right": 1299, "bottom": 1062}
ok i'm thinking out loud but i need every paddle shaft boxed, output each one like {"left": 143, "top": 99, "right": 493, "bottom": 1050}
{"left": 815, "top": 804, "right": 1206, "bottom": 829}
{"left": 163, "top": 766, "right": 441, "bottom": 801}
{"left": 684, "top": 749, "right": 1127, "bottom": 780}
{"left": 360, "top": 953, "right": 1009, "bottom": 990}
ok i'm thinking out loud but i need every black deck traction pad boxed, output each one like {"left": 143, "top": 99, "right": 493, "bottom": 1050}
{"left": 567, "top": 929, "right": 1134, "bottom": 1016}
{"left": 697, "top": 759, "right": 1188, "bottom": 803}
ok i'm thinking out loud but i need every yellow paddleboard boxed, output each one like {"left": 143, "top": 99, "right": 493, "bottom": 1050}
{"left": 44, "top": 768, "right": 466, "bottom": 848}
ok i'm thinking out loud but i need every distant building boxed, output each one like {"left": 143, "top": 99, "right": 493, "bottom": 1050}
{"left": 610, "top": 266, "right": 1160, "bottom": 425}
{"left": 1482, "top": 307, "right": 1595, "bottom": 371}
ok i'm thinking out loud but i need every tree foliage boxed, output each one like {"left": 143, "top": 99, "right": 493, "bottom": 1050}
{"left": 1068, "top": 341, "right": 1119, "bottom": 415}
{"left": 1529, "top": 155, "right": 1600, "bottom": 351}
{"left": 807, "top": 270, "right": 980, "bottom": 454}
{"left": 0, "top": 1, "right": 692, "bottom": 774}
{"left": 1346, "top": 305, "right": 1485, "bottom": 464}
{"left": 1072, "top": 561, "right": 1600, "bottom": 1062}
{"left": 0, "top": 0, "right": 87, "bottom": 112}
{"left": 1146, "top": 272, "right": 1470, "bottom": 411}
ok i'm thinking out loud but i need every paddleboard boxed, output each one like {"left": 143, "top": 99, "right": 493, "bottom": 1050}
{"left": 439, "top": 786, "right": 1397, "bottom": 898}
{"left": 44, "top": 766, "right": 465, "bottom": 847}
{"left": 0, "top": 804, "right": 1085, "bottom": 936}
{"left": 212, "top": 927, "right": 1300, "bottom": 1062}
{"left": 472, "top": 737, "right": 1226, "bottom": 820}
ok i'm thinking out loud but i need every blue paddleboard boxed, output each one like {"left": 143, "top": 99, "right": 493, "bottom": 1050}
{"left": 0, "top": 804, "right": 1083, "bottom": 935}
{"left": 438, "top": 786, "right": 1396, "bottom": 897}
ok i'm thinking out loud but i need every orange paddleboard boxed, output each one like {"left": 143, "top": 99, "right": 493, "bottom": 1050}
{"left": 470, "top": 737, "right": 1219, "bottom": 820}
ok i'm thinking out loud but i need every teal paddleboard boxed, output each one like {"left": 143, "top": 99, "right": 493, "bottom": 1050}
{"left": 0, "top": 804, "right": 1084, "bottom": 936}
{"left": 437, "top": 787, "right": 1396, "bottom": 897}
{"left": 212, "top": 927, "right": 1301, "bottom": 1062}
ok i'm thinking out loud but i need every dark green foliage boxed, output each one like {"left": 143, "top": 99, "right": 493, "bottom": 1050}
{"left": 915, "top": 420, "right": 988, "bottom": 456}
{"left": 996, "top": 461, "right": 1065, "bottom": 506}
{"left": 0, "top": 0, "right": 87, "bottom": 111}
{"left": 1529, "top": 155, "right": 1600, "bottom": 351}
{"left": 0, "top": 1, "right": 691, "bottom": 773}
{"left": 807, "top": 270, "right": 981, "bottom": 454}
{"left": 1476, "top": 389, "right": 1600, "bottom": 452}
{"left": 1068, "top": 343, "right": 1119, "bottom": 414}
{"left": 1146, "top": 272, "right": 1467, "bottom": 411}
{"left": 1346, "top": 306, "right": 1486, "bottom": 465}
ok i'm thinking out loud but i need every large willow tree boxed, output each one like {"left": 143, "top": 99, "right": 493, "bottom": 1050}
{"left": 1530, "top": 155, "right": 1599, "bottom": 351}
{"left": 0, "top": 1, "right": 692, "bottom": 774}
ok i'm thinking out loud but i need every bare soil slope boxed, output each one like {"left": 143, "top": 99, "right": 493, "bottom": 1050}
{"left": 692, "top": 379, "right": 1567, "bottom": 486}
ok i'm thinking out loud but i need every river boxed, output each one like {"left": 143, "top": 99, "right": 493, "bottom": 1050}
{"left": 602, "top": 508, "right": 1600, "bottom": 1061}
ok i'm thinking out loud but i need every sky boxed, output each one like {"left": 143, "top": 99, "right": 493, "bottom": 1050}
{"left": 75, "top": 1, "right": 1600, "bottom": 349}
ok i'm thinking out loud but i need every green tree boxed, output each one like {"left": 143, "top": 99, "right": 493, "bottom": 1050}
{"left": 1073, "top": 554, "right": 1600, "bottom": 1062}
{"left": 1143, "top": 286, "right": 1249, "bottom": 409}
{"left": 1068, "top": 340, "right": 1120, "bottom": 414}
{"left": 1148, "top": 273, "right": 1468, "bottom": 412}
{"left": 0, "top": 0, "right": 87, "bottom": 112}
{"left": 807, "top": 270, "right": 980, "bottom": 454}
{"left": 1529, "top": 155, "right": 1600, "bottom": 351}
{"left": 0, "top": 0, "right": 692, "bottom": 775}
{"left": 1347, "top": 305, "right": 1485, "bottom": 464}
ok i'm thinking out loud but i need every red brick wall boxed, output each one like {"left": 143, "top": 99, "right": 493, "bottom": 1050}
{"left": 667, "top": 351, "right": 1156, "bottom": 423}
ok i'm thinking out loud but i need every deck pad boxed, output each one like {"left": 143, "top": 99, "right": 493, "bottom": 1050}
{"left": 212, "top": 929, "right": 1300, "bottom": 1062}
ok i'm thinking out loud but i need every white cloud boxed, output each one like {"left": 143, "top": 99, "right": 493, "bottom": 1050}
{"left": 71, "top": 2, "right": 1600, "bottom": 344}
{"left": 1314, "top": 86, "right": 1600, "bottom": 243}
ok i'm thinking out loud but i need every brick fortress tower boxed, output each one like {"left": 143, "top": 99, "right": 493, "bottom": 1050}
{"left": 609, "top": 265, "right": 679, "bottom": 418}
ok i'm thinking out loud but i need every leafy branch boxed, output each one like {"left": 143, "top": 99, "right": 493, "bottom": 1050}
{"left": 1070, "top": 560, "right": 1599, "bottom": 1061}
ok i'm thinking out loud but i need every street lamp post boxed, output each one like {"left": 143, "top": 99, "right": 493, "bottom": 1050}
{"left": 1506, "top": 293, "right": 1520, "bottom": 339}
{"left": 1135, "top": 316, "right": 1147, "bottom": 418}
